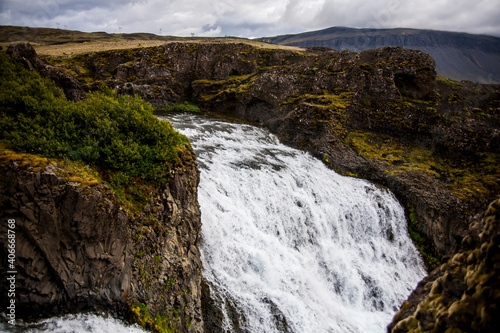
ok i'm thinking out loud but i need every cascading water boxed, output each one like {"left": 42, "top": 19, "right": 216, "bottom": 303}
{"left": 164, "top": 113, "right": 426, "bottom": 333}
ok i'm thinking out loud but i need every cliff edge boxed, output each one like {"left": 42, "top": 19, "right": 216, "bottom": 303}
{"left": 0, "top": 48, "right": 204, "bottom": 332}
{"left": 0, "top": 145, "right": 203, "bottom": 332}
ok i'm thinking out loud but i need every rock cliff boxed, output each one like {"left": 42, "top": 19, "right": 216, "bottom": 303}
{"left": 0, "top": 147, "right": 203, "bottom": 332}
{"left": 6, "top": 42, "right": 85, "bottom": 101}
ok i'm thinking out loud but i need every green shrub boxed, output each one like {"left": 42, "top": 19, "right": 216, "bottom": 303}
{"left": 0, "top": 53, "right": 190, "bottom": 196}
{"left": 164, "top": 102, "right": 200, "bottom": 113}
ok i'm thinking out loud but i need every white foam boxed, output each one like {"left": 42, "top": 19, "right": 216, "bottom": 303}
{"left": 0, "top": 313, "right": 146, "bottom": 333}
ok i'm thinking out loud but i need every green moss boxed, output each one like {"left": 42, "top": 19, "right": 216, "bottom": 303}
{"left": 280, "top": 90, "right": 355, "bottom": 139}
{"left": 0, "top": 144, "right": 103, "bottom": 189}
{"left": 348, "top": 131, "right": 439, "bottom": 174}
{"left": 360, "top": 63, "right": 373, "bottom": 73}
{"left": 195, "top": 74, "right": 256, "bottom": 102}
{"left": 347, "top": 131, "right": 500, "bottom": 201}
{"left": 438, "top": 76, "right": 461, "bottom": 86}
{"left": 162, "top": 102, "right": 201, "bottom": 113}
{"left": 280, "top": 91, "right": 354, "bottom": 114}
{"left": 130, "top": 302, "right": 177, "bottom": 333}
{"left": 377, "top": 59, "right": 418, "bottom": 68}
{"left": 407, "top": 206, "right": 441, "bottom": 271}
{"left": 443, "top": 152, "right": 500, "bottom": 201}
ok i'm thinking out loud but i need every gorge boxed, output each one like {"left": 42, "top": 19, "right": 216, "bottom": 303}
{"left": 1, "top": 37, "right": 499, "bottom": 332}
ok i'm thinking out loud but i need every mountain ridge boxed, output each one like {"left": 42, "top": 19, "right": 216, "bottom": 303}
{"left": 259, "top": 26, "right": 500, "bottom": 83}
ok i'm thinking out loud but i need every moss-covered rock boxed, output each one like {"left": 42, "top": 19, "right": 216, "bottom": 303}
{"left": 388, "top": 198, "right": 500, "bottom": 332}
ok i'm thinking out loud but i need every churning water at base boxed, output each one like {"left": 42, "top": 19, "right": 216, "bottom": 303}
{"left": 165, "top": 113, "right": 426, "bottom": 333}
{"left": 0, "top": 314, "right": 146, "bottom": 332}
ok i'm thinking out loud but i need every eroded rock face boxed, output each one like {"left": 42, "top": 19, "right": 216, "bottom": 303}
{"left": 0, "top": 154, "right": 203, "bottom": 332}
{"left": 7, "top": 43, "right": 85, "bottom": 101}
{"left": 388, "top": 198, "right": 500, "bottom": 333}
{"left": 0, "top": 161, "right": 130, "bottom": 316}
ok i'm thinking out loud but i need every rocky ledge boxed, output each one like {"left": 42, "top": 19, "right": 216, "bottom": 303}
{"left": 389, "top": 198, "right": 500, "bottom": 332}
{"left": 0, "top": 148, "right": 203, "bottom": 332}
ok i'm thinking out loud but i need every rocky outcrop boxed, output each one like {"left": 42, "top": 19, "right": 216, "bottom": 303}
{"left": 259, "top": 26, "right": 500, "bottom": 84}
{"left": 0, "top": 149, "right": 203, "bottom": 332}
{"left": 388, "top": 197, "right": 500, "bottom": 332}
{"left": 6, "top": 43, "right": 85, "bottom": 101}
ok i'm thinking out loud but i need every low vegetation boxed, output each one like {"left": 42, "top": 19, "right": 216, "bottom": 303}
{"left": 0, "top": 52, "right": 190, "bottom": 210}
{"left": 163, "top": 102, "right": 200, "bottom": 113}
{"left": 195, "top": 74, "right": 257, "bottom": 102}
{"left": 407, "top": 206, "right": 441, "bottom": 271}
{"left": 0, "top": 144, "right": 103, "bottom": 189}
{"left": 347, "top": 131, "right": 500, "bottom": 201}
{"left": 280, "top": 90, "right": 355, "bottom": 138}
{"left": 130, "top": 302, "right": 177, "bottom": 333}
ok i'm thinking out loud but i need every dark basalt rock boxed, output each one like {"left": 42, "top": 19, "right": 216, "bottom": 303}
{"left": 0, "top": 154, "right": 204, "bottom": 332}
{"left": 388, "top": 198, "right": 500, "bottom": 333}
{"left": 7, "top": 43, "right": 86, "bottom": 101}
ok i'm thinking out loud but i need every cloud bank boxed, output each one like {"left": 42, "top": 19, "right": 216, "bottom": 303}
{"left": 1, "top": 0, "right": 499, "bottom": 37}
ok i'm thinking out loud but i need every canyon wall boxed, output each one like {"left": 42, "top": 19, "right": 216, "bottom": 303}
{"left": 37, "top": 42, "right": 498, "bottom": 260}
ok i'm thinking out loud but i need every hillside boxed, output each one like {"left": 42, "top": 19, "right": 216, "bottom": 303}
{"left": 260, "top": 27, "right": 500, "bottom": 84}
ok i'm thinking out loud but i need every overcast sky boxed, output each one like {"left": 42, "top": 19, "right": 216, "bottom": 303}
{"left": 1, "top": 0, "right": 499, "bottom": 38}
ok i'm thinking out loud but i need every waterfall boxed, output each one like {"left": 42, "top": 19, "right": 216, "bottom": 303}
{"left": 0, "top": 113, "right": 425, "bottom": 333}
{"left": 164, "top": 113, "right": 426, "bottom": 333}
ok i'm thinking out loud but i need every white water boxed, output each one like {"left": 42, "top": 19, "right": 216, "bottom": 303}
{"left": 0, "top": 313, "right": 146, "bottom": 332}
{"left": 165, "top": 113, "right": 426, "bottom": 333}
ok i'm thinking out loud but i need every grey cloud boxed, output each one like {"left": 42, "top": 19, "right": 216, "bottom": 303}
{"left": 0, "top": 0, "right": 499, "bottom": 37}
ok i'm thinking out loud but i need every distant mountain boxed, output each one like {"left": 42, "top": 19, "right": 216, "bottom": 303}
{"left": 259, "top": 27, "right": 500, "bottom": 83}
